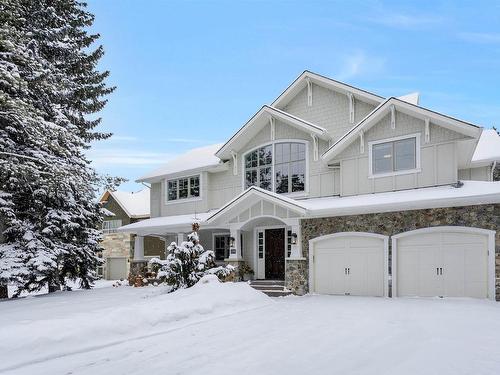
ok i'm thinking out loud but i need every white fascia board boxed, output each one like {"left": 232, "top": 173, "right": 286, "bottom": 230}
{"left": 216, "top": 106, "right": 329, "bottom": 160}
{"left": 206, "top": 186, "right": 307, "bottom": 223}
{"left": 136, "top": 163, "right": 227, "bottom": 184}
{"left": 272, "top": 71, "right": 385, "bottom": 109}
{"left": 322, "top": 98, "right": 482, "bottom": 162}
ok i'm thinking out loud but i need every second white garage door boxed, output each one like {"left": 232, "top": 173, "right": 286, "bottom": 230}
{"left": 311, "top": 233, "right": 388, "bottom": 297}
{"left": 393, "top": 227, "right": 493, "bottom": 299}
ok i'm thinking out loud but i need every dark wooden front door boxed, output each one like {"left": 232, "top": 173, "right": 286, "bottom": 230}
{"left": 265, "top": 228, "right": 285, "bottom": 279}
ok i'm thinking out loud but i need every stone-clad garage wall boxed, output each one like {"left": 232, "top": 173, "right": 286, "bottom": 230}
{"left": 295, "top": 204, "right": 500, "bottom": 300}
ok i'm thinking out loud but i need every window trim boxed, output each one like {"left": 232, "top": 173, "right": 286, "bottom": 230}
{"left": 368, "top": 133, "right": 421, "bottom": 179}
{"left": 165, "top": 173, "right": 203, "bottom": 204}
{"left": 241, "top": 139, "right": 309, "bottom": 197}
{"left": 102, "top": 219, "right": 123, "bottom": 234}
{"left": 212, "top": 232, "right": 231, "bottom": 262}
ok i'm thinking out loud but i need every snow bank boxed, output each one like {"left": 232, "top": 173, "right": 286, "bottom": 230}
{"left": 0, "top": 281, "right": 271, "bottom": 372}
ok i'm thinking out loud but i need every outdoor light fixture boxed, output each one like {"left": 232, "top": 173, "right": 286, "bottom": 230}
{"left": 291, "top": 233, "right": 298, "bottom": 245}
{"left": 229, "top": 236, "right": 235, "bottom": 247}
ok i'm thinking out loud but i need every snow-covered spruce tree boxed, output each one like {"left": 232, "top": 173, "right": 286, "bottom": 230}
{"left": 0, "top": 0, "right": 123, "bottom": 297}
{"left": 150, "top": 226, "right": 234, "bottom": 293}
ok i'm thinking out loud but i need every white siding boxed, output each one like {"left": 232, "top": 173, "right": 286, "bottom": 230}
{"left": 334, "top": 111, "right": 469, "bottom": 196}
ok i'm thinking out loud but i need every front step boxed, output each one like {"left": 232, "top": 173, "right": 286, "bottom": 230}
{"left": 249, "top": 280, "right": 292, "bottom": 297}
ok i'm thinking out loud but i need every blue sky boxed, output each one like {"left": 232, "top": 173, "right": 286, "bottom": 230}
{"left": 86, "top": 0, "right": 500, "bottom": 192}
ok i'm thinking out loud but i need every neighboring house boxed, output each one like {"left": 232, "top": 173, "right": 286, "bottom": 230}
{"left": 119, "top": 71, "right": 500, "bottom": 300}
{"left": 99, "top": 189, "right": 165, "bottom": 279}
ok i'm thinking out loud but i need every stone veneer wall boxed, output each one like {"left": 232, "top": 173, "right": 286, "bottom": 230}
{"left": 291, "top": 204, "right": 500, "bottom": 300}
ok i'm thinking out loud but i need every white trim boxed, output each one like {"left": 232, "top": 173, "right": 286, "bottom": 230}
{"left": 308, "top": 232, "right": 389, "bottom": 297}
{"left": 241, "top": 139, "right": 310, "bottom": 196}
{"left": 272, "top": 71, "right": 384, "bottom": 109}
{"left": 216, "top": 105, "right": 329, "bottom": 160}
{"left": 368, "top": 133, "right": 421, "bottom": 179}
{"left": 254, "top": 224, "right": 287, "bottom": 280}
{"left": 322, "top": 97, "right": 481, "bottom": 162}
{"left": 165, "top": 173, "right": 202, "bottom": 205}
{"left": 391, "top": 226, "right": 496, "bottom": 300}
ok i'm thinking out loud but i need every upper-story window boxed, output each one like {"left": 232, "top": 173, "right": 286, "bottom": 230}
{"left": 167, "top": 175, "right": 200, "bottom": 201}
{"left": 102, "top": 219, "right": 122, "bottom": 234}
{"left": 244, "top": 142, "right": 306, "bottom": 194}
{"left": 369, "top": 134, "right": 419, "bottom": 177}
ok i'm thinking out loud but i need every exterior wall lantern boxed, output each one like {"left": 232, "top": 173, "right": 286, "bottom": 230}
{"left": 291, "top": 233, "right": 298, "bottom": 245}
{"left": 229, "top": 236, "right": 235, "bottom": 248}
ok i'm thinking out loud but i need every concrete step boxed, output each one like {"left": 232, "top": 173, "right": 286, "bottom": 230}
{"left": 248, "top": 280, "right": 291, "bottom": 297}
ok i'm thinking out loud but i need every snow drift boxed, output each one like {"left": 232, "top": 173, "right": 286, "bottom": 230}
{"left": 0, "top": 280, "right": 271, "bottom": 372}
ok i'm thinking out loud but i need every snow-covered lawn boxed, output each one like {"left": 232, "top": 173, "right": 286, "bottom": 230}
{"left": 1, "top": 280, "right": 500, "bottom": 375}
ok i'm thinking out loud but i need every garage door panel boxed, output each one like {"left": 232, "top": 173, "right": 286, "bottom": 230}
{"left": 313, "top": 234, "right": 386, "bottom": 297}
{"left": 315, "top": 249, "right": 346, "bottom": 295}
{"left": 396, "top": 228, "right": 490, "bottom": 299}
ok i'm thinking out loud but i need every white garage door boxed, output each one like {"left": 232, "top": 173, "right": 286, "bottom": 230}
{"left": 312, "top": 233, "right": 387, "bottom": 297}
{"left": 394, "top": 227, "right": 491, "bottom": 298}
{"left": 107, "top": 257, "right": 128, "bottom": 280}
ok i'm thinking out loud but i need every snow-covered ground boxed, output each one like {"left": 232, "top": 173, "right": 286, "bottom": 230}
{"left": 1, "top": 280, "right": 500, "bottom": 375}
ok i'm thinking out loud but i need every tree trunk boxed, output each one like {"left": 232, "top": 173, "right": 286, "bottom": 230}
{"left": 0, "top": 284, "right": 8, "bottom": 299}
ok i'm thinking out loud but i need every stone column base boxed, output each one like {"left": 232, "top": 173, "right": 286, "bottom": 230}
{"left": 285, "top": 259, "right": 308, "bottom": 295}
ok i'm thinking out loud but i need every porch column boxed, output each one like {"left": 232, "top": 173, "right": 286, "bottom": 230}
{"left": 177, "top": 232, "right": 186, "bottom": 244}
{"left": 133, "top": 235, "right": 144, "bottom": 261}
{"left": 228, "top": 227, "right": 243, "bottom": 260}
{"left": 288, "top": 223, "right": 304, "bottom": 259}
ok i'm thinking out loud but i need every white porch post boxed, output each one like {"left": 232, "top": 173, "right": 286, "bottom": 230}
{"left": 133, "top": 235, "right": 144, "bottom": 261}
{"left": 228, "top": 227, "right": 243, "bottom": 260}
{"left": 177, "top": 232, "right": 186, "bottom": 244}
{"left": 288, "top": 221, "right": 304, "bottom": 259}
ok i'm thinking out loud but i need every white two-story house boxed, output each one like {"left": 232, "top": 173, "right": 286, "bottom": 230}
{"left": 120, "top": 71, "right": 500, "bottom": 300}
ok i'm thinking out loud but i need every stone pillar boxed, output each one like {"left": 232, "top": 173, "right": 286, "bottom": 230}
{"left": 134, "top": 235, "right": 144, "bottom": 261}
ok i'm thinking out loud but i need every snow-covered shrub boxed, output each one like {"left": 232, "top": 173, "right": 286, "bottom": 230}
{"left": 150, "top": 231, "right": 234, "bottom": 293}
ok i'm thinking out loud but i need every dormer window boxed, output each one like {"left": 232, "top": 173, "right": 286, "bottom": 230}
{"left": 244, "top": 142, "right": 306, "bottom": 195}
{"left": 369, "top": 134, "right": 420, "bottom": 178}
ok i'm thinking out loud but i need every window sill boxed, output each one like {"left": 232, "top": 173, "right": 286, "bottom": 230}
{"left": 368, "top": 168, "right": 421, "bottom": 179}
{"left": 165, "top": 197, "right": 202, "bottom": 205}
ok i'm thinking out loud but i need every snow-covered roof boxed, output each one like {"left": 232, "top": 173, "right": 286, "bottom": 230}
{"left": 397, "top": 92, "right": 420, "bottom": 105}
{"left": 322, "top": 97, "right": 482, "bottom": 162}
{"left": 118, "top": 211, "right": 216, "bottom": 235}
{"left": 137, "top": 143, "right": 225, "bottom": 183}
{"left": 101, "top": 189, "right": 150, "bottom": 219}
{"left": 118, "top": 181, "right": 500, "bottom": 235}
{"left": 301, "top": 181, "right": 500, "bottom": 217}
{"left": 471, "top": 129, "right": 500, "bottom": 166}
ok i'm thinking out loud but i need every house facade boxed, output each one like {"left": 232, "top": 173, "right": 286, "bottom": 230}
{"left": 100, "top": 189, "right": 165, "bottom": 279}
{"left": 119, "top": 71, "right": 500, "bottom": 300}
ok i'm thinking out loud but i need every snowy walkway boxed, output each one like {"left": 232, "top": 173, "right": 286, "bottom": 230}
{"left": 1, "top": 281, "right": 500, "bottom": 375}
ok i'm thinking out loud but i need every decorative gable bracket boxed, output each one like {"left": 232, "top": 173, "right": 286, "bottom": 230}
{"left": 424, "top": 118, "right": 430, "bottom": 143}
{"left": 269, "top": 116, "right": 276, "bottom": 140}
{"left": 306, "top": 78, "right": 313, "bottom": 107}
{"left": 359, "top": 130, "right": 365, "bottom": 154}
{"left": 230, "top": 150, "right": 238, "bottom": 176}
{"left": 311, "top": 134, "right": 319, "bottom": 161}
{"left": 348, "top": 93, "right": 355, "bottom": 124}
{"left": 390, "top": 105, "right": 396, "bottom": 129}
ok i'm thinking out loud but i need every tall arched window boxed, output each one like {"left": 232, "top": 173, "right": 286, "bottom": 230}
{"left": 244, "top": 142, "right": 306, "bottom": 194}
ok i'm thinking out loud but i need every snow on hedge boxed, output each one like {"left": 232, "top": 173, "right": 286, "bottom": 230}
{"left": 0, "top": 279, "right": 271, "bottom": 372}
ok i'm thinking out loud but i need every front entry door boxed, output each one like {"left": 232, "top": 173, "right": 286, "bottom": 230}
{"left": 265, "top": 228, "right": 285, "bottom": 279}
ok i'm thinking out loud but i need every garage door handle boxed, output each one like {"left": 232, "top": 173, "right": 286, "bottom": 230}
{"left": 440, "top": 267, "right": 443, "bottom": 275}
{"left": 436, "top": 267, "right": 439, "bottom": 275}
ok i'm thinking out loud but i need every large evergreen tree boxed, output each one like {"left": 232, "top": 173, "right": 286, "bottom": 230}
{"left": 0, "top": 0, "right": 122, "bottom": 297}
